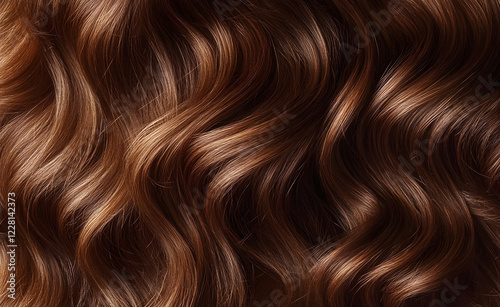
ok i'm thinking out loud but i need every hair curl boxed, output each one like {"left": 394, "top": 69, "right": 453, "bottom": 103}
{"left": 1, "top": 0, "right": 500, "bottom": 306}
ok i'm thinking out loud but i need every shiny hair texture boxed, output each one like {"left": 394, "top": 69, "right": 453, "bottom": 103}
{"left": 1, "top": 0, "right": 500, "bottom": 306}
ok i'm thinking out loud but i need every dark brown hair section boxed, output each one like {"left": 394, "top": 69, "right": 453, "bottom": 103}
{"left": 1, "top": 0, "right": 499, "bottom": 306}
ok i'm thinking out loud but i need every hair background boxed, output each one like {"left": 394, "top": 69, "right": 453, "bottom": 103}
{"left": 0, "top": 0, "right": 499, "bottom": 306}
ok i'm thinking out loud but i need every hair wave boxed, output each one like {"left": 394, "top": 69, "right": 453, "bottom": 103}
{"left": 1, "top": 0, "right": 500, "bottom": 306}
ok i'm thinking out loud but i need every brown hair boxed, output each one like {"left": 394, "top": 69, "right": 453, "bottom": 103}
{"left": 1, "top": 0, "right": 499, "bottom": 306}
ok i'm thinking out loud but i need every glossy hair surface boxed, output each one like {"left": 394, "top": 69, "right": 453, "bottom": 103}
{"left": 1, "top": 0, "right": 499, "bottom": 306}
